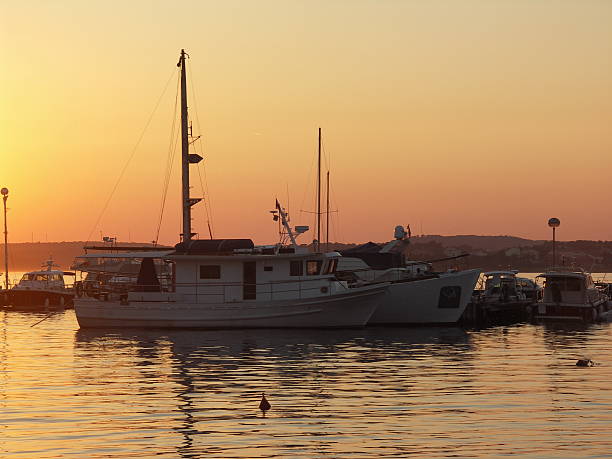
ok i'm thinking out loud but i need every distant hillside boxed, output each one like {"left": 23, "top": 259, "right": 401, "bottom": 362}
{"left": 0, "top": 242, "right": 158, "bottom": 271}
{"left": 2, "top": 236, "right": 611, "bottom": 273}
{"left": 411, "top": 235, "right": 545, "bottom": 251}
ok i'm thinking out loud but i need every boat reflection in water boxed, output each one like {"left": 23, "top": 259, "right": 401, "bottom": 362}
{"left": 72, "top": 326, "right": 475, "bottom": 457}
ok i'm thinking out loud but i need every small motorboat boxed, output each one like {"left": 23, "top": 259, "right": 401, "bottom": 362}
{"left": 467, "top": 271, "right": 534, "bottom": 324}
{"left": 4, "top": 259, "right": 75, "bottom": 309}
{"left": 532, "top": 269, "right": 611, "bottom": 322}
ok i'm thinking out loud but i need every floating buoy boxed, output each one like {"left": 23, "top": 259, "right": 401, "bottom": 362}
{"left": 259, "top": 393, "right": 271, "bottom": 413}
{"left": 576, "top": 358, "right": 595, "bottom": 367}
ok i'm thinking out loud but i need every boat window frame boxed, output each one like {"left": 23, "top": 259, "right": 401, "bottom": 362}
{"left": 199, "top": 265, "right": 221, "bottom": 280}
{"left": 306, "top": 260, "right": 323, "bottom": 276}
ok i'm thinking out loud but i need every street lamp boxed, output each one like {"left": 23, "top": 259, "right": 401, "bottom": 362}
{"left": 1, "top": 187, "right": 8, "bottom": 290}
{"left": 548, "top": 217, "right": 560, "bottom": 268}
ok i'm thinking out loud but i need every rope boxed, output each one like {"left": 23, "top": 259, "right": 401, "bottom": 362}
{"left": 188, "top": 60, "right": 215, "bottom": 237}
{"left": 85, "top": 68, "right": 178, "bottom": 245}
{"left": 154, "top": 72, "right": 181, "bottom": 244}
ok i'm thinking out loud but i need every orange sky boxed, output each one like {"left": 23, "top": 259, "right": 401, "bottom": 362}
{"left": 1, "top": 1, "right": 611, "bottom": 245}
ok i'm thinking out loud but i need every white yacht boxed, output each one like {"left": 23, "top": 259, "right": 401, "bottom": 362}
{"left": 5, "top": 259, "right": 75, "bottom": 309}
{"left": 73, "top": 50, "right": 386, "bottom": 329}
{"left": 337, "top": 226, "right": 481, "bottom": 324}
{"left": 532, "top": 269, "right": 611, "bottom": 321}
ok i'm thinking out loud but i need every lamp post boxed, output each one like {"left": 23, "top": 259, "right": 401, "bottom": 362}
{"left": 1, "top": 187, "right": 8, "bottom": 290}
{"left": 548, "top": 217, "right": 560, "bottom": 268}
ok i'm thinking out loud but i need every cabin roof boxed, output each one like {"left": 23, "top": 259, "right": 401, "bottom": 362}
{"left": 76, "top": 251, "right": 174, "bottom": 259}
{"left": 23, "top": 269, "right": 72, "bottom": 276}
{"left": 483, "top": 271, "right": 518, "bottom": 276}
{"left": 537, "top": 271, "right": 587, "bottom": 279}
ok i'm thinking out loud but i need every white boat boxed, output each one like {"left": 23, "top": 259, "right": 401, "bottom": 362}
{"left": 337, "top": 226, "right": 481, "bottom": 324}
{"left": 532, "top": 269, "right": 611, "bottom": 321}
{"left": 5, "top": 259, "right": 75, "bottom": 309}
{"left": 73, "top": 50, "right": 386, "bottom": 329}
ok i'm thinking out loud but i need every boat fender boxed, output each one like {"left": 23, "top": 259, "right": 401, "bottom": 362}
{"left": 320, "top": 286, "right": 329, "bottom": 294}
{"left": 120, "top": 294, "right": 129, "bottom": 305}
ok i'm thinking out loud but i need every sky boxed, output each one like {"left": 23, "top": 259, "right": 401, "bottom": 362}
{"left": 1, "top": 0, "right": 611, "bottom": 245}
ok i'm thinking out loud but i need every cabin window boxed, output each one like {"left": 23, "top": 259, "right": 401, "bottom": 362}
{"left": 438, "top": 286, "right": 462, "bottom": 308}
{"left": 200, "top": 265, "right": 221, "bottom": 279}
{"left": 323, "top": 259, "right": 338, "bottom": 274}
{"left": 547, "top": 278, "right": 581, "bottom": 292}
{"left": 306, "top": 260, "right": 323, "bottom": 276}
{"left": 263, "top": 266, "right": 273, "bottom": 272}
{"left": 290, "top": 260, "right": 303, "bottom": 276}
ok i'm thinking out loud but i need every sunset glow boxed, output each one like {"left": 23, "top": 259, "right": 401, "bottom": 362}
{"left": 1, "top": 1, "right": 611, "bottom": 245}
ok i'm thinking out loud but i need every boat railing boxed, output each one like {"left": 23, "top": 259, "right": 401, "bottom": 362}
{"left": 82, "top": 276, "right": 352, "bottom": 303}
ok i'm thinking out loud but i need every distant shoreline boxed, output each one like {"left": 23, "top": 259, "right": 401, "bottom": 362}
{"left": 2, "top": 235, "right": 611, "bottom": 272}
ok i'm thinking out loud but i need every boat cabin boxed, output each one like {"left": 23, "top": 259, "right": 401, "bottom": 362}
{"left": 15, "top": 270, "right": 68, "bottom": 291}
{"left": 74, "top": 239, "right": 342, "bottom": 304}
{"left": 537, "top": 271, "right": 598, "bottom": 305}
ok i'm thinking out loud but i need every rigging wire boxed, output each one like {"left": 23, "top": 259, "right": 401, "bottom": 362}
{"left": 154, "top": 72, "right": 181, "bottom": 244}
{"left": 187, "top": 60, "right": 215, "bottom": 237}
{"left": 85, "top": 68, "right": 178, "bottom": 245}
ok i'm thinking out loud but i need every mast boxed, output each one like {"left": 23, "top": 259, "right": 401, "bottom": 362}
{"left": 1, "top": 188, "right": 8, "bottom": 290}
{"left": 179, "top": 50, "right": 191, "bottom": 242}
{"left": 316, "top": 127, "right": 321, "bottom": 252}
{"left": 326, "top": 170, "right": 330, "bottom": 252}
{"left": 177, "top": 49, "right": 202, "bottom": 242}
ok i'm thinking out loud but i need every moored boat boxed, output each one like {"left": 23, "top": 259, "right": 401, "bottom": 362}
{"left": 4, "top": 259, "right": 75, "bottom": 309}
{"left": 532, "top": 269, "right": 611, "bottom": 322}
{"left": 466, "top": 270, "right": 533, "bottom": 324}
{"left": 73, "top": 50, "right": 386, "bottom": 329}
{"left": 337, "top": 226, "right": 481, "bottom": 324}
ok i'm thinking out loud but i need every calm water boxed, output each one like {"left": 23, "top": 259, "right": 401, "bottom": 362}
{"left": 0, "top": 311, "right": 610, "bottom": 458}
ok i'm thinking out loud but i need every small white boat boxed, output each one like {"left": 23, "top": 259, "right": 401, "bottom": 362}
{"left": 532, "top": 269, "right": 611, "bottom": 321}
{"left": 337, "top": 226, "right": 481, "bottom": 324}
{"left": 5, "top": 259, "right": 75, "bottom": 309}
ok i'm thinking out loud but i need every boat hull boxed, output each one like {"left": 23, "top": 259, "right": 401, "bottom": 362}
{"left": 2, "top": 289, "right": 74, "bottom": 310}
{"left": 531, "top": 300, "right": 611, "bottom": 322}
{"left": 74, "top": 285, "right": 386, "bottom": 329}
{"left": 369, "top": 269, "right": 481, "bottom": 324}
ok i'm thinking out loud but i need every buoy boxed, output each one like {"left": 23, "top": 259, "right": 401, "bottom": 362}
{"left": 576, "top": 358, "right": 595, "bottom": 367}
{"left": 259, "top": 393, "right": 271, "bottom": 413}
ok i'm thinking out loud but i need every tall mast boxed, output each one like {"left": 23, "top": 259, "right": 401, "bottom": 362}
{"left": 177, "top": 49, "right": 202, "bottom": 242}
{"left": 316, "top": 127, "right": 321, "bottom": 252}
{"left": 179, "top": 49, "right": 191, "bottom": 242}
{"left": 326, "top": 170, "right": 330, "bottom": 252}
{"left": 1, "top": 187, "right": 8, "bottom": 290}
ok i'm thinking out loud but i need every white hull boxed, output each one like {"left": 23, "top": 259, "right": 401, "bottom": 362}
{"left": 74, "top": 284, "right": 385, "bottom": 329}
{"left": 532, "top": 299, "right": 611, "bottom": 322}
{"left": 369, "top": 269, "right": 481, "bottom": 324}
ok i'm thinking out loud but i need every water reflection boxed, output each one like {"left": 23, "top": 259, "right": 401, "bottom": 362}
{"left": 1, "top": 310, "right": 610, "bottom": 458}
{"left": 73, "top": 327, "right": 476, "bottom": 457}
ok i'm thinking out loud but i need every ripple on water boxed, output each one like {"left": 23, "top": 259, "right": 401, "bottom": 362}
{"left": 0, "top": 311, "right": 611, "bottom": 457}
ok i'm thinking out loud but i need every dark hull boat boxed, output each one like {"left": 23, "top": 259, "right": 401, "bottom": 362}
{"left": 2, "top": 260, "right": 75, "bottom": 310}
{"left": 4, "top": 289, "right": 74, "bottom": 310}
